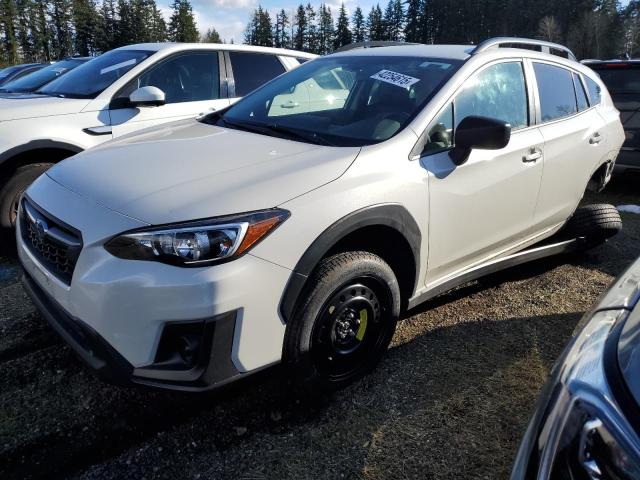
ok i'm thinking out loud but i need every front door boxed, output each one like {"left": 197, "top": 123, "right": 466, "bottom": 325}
{"left": 109, "top": 51, "right": 229, "bottom": 138}
{"left": 421, "top": 61, "right": 545, "bottom": 285}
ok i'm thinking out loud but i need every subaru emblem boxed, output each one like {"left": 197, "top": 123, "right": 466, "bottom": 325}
{"left": 35, "top": 218, "right": 48, "bottom": 241}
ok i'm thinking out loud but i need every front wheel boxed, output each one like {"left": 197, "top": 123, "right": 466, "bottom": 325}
{"left": 284, "top": 251, "right": 401, "bottom": 394}
{"left": 0, "top": 163, "right": 53, "bottom": 229}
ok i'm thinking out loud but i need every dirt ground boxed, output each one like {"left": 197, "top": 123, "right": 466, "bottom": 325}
{"left": 1, "top": 174, "right": 639, "bottom": 480}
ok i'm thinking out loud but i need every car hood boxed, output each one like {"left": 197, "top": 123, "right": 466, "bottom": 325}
{"left": 0, "top": 95, "right": 90, "bottom": 121}
{"left": 46, "top": 119, "right": 360, "bottom": 225}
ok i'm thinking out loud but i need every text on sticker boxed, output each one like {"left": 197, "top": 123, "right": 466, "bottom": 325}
{"left": 370, "top": 70, "right": 420, "bottom": 89}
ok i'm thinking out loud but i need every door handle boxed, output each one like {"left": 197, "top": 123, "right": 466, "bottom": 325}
{"left": 589, "top": 133, "right": 602, "bottom": 145}
{"left": 281, "top": 101, "right": 299, "bottom": 108}
{"left": 522, "top": 149, "right": 542, "bottom": 163}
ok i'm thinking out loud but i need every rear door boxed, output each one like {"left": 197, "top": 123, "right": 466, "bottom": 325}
{"left": 109, "top": 50, "right": 229, "bottom": 138}
{"left": 226, "top": 51, "right": 287, "bottom": 105}
{"left": 531, "top": 61, "right": 607, "bottom": 231}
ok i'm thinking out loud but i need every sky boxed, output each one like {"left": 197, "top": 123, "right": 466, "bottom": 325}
{"left": 159, "top": 0, "right": 379, "bottom": 45}
{"left": 161, "top": 0, "right": 634, "bottom": 46}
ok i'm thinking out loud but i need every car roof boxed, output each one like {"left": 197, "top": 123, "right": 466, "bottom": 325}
{"left": 117, "top": 42, "right": 318, "bottom": 59}
{"left": 329, "top": 44, "right": 473, "bottom": 60}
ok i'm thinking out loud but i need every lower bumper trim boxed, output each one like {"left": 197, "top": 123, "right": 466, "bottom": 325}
{"left": 21, "top": 270, "right": 243, "bottom": 392}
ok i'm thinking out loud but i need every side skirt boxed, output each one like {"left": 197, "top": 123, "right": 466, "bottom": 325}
{"left": 407, "top": 237, "right": 585, "bottom": 310}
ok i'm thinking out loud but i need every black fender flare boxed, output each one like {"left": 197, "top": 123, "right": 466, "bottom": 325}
{"left": 279, "top": 203, "right": 422, "bottom": 323}
{"left": 0, "top": 140, "right": 83, "bottom": 169}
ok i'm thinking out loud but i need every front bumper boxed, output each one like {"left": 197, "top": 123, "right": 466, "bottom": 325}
{"left": 21, "top": 270, "right": 241, "bottom": 391}
{"left": 17, "top": 173, "right": 293, "bottom": 389}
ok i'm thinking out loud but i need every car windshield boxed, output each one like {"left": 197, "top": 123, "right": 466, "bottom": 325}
{"left": 38, "top": 49, "right": 154, "bottom": 99}
{"left": 0, "top": 59, "right": 87, "bottom": 92}
{"left": 213, "top": 55, "right": 461, "bottom": 146}
{"left": 595, "top": 66, "right": 640, "bottom": 94}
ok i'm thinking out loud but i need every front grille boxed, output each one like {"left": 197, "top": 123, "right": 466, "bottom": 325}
{"left": 20, "top": 198, "right": 82, "bottom": 285}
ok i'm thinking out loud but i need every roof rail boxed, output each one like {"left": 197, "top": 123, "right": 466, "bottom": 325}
{"left": 334, "top": 41, "right": 420, "bottom": 53}
{"left": 471, "top": 37, "right": 577, "bottom": 61}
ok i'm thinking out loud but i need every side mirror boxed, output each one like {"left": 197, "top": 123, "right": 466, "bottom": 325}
{"left": 129, "top": 86, "right": 165, "bottom": 107}
{"left": 450, "top": 116, "right": 511, "bottom": 165}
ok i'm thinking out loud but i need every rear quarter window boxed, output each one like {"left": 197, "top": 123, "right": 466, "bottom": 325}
{"left": 573, "top": 73, "right": 589, "bottom": 111}
{"left": 533, "top": 62, "right": 578, "bottom": 122}
{"left": 585, "top": 76, "right": 602, "bottom": 105}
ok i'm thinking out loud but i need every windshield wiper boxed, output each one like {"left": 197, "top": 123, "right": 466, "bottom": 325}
{"left": 263, "top": 124, "right": 336, "bottom": 146}
{"left": 218, "top": 117, "right": 335, "bottom": 146}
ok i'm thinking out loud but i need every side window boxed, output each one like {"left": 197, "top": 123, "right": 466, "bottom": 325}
{"left": 423, "top": 103, "right": 454, "bottom": 154}
{"left": 585, "top": 76, "right": 602, "bottom": 106}
{"left": 533, "top": 63, "right": 578, "bottom": 122}
{"left": 573, "top": 73, "right": 589, "bottom": 111}
{"left": 124, "top": 52, "right": 220, "bottom": 105}
{"left": 268, "top": 66, "right": 353, "bottom": 117}
{"left": 229, "top": 52, "right": 286, "bottom": 97}
{"left": 454, "top": 62, "right": 528, "bottom": 130}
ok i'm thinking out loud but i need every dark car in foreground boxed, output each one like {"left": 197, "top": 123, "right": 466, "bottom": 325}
{"left": 0, "top": 63, "right": 47, "bottom": 87}
{"left": 0, "top": 57, "right": 90, "bottom": 96}
{"left": 512, "top": 255, "right": 640, "bottom": 479}
{"left": 584, "top": 60, "right": 640, "bottom": 172}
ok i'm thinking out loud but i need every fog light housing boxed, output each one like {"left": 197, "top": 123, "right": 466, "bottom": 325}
{"left": 154, "top": 322, "right": 207, "bottom": 370}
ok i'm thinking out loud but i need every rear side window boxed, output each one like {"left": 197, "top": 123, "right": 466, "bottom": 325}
{"left": 533, "top": 63, "right": 577, "bottom": 122}
{"left": 229, "top": 52, "right": 286, "bottom": 97}
{"left": 585, "top": 76, "right": 602, "bottom": 105}
{"left": 573, "top": 73, "right": 589, "bottom": 111}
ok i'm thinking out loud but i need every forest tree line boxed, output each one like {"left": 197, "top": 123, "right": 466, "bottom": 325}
{"left": 246, "top": 0, "right": 640, "bottom": 59}
{"left": 2, "top": 0, "right": 640, "bottom": 67}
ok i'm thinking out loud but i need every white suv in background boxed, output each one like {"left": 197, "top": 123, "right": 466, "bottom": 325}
{"left": 0, "top": 43, "right": 315, "bottom": 232}
{"left": 17, "top": 38, "right": 624, "bottom": 393}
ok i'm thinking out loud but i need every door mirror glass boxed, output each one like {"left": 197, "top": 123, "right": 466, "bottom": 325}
{"left": 129, "top": 86, "right": 165, "bottom": 107}
{"left": 451, "top": 115, "right": 511, "bottom": 165}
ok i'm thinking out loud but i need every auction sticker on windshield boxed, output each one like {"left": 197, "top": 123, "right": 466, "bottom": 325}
{"left": 370, "top": 70, "right": 420, "bottom": 89}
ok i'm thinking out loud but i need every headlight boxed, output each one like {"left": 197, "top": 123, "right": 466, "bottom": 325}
{"left": 105, "top": 209, "right": 289, "bottom": 266}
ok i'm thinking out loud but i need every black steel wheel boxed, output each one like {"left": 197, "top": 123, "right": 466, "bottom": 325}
{"left": 284, "top": 251, "right": 401, "bottom": 393}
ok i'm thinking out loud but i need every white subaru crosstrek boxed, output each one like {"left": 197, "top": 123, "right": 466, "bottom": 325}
{"left": 17, "top": 38, "right": 625, "bottom": 393}
{"left": 0, "top": 43, "right": 315, "bottom": 233}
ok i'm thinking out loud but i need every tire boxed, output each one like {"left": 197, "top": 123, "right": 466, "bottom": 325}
{"left": 0, "top": 163, "right": 52, "bottom": 230}
{"left": 283, "top": 251, "right": 401, "bottom": 394}
{"left": 561, "top": 204, "right": 622, "bottom": 247}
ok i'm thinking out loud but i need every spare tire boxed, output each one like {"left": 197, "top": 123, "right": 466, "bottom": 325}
{"left": 561, "top": 204, "right": 622, "bottom": 246}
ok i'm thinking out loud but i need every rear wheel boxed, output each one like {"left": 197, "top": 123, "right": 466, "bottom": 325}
{"left": 284, "top": 251, "right": 400, "bottom": 394}
{"left": 562, "top": 203, "right": 622, "bottom": 247}
{"left": 0, "top": 163, "right": 52, "bottom": 229}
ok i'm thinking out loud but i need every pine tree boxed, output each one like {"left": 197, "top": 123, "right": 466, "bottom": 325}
{"left": 404, "top": 0, "right": 422, "bottom": 42}
{"left": 201, "top": 27, "right": 221, "bottom": 43}
{"left": 293, "top": 4, "right": 307, "bottom": 50}
{"left": 305, "top": 3, "right": 318, "bottom": 53}
{"left": 256, "top": 6, "right": 273, "bottom": 46}
{"left": 15, "top": 0, "right": 35, "bottom": 61}
{"left": 367, "top": 4, "right": 384, "bottom": 40}
{"left": 352, "top": 6, "right": 365, "bottom": 42}
{"left": 382, "top": 0, "right": 404, "bottom": 41}
{"left": 95, "top": 0, "right": 117, "bottom": 52}
{"left": 334, "top": 2, "right": 351, "bottom": 49}
{"left": 273, "top": 9, "right": 291, "bottom": 48}
{"left": 147, "top": 1, "right": 168, "bottom": 42}
{"left": 0, "top": 0, "right": 19, "bottom": 63}
{"left": 168, "top": 0, "right": 198, "bottom": 43}
{"left": 317, "top": 4, "right": 334, "bottom": 54}
{"left": 34, "top": 0, "right": 52, "bottom": 61}
{"left": 50, "top": 0, "right": 74, "bottom": 58}
{"left": 73, "top": 0, "right": 98, "bottom": 56}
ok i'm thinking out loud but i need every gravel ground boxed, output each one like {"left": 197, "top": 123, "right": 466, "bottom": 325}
{"left": 1, "top": 174, "right": 639, "bottom": 480}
